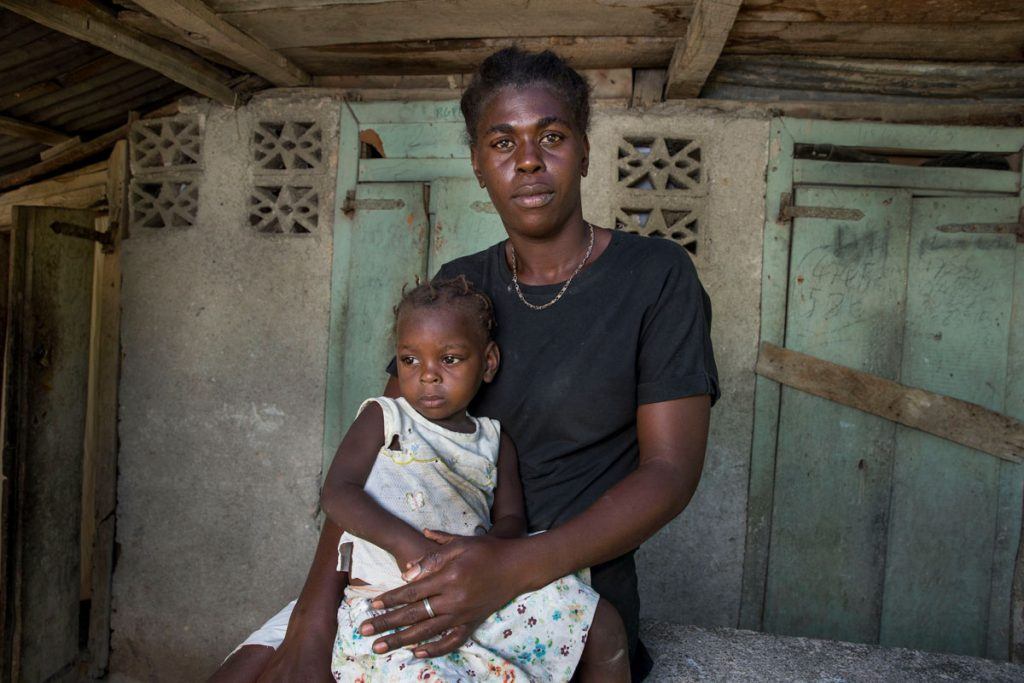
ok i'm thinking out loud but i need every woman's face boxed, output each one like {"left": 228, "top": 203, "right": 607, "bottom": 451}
{"left": 470, "top": 85, "right": 589, "bottom": 240}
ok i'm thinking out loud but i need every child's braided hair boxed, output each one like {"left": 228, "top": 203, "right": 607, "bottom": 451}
{"left": 395, "top": 275, "right": 496, "bottom": 341}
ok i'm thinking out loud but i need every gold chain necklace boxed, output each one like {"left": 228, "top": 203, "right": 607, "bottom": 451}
{"left": 509, "top": 223, "right": 595, "bottom": 311}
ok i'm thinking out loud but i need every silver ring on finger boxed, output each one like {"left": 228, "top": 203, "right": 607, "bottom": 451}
{"left": 422, "top": 597, "right": 435, "bottom": 619}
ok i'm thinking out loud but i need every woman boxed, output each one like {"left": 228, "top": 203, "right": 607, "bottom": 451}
{"left": 212, "top": 47, "right": 717, "bottom": 683}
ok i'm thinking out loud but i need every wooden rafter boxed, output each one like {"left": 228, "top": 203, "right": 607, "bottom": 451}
{"left": 0, "top": 0, "right": 241, "bottom": 106}
{"left": 0, "top": 115, "right": 71, "bottom": 146}
{"left": 132, "top": 0, "right": 310, "bottom": 87}
{"left": 0, "top": 124, "right": 127, "bottom": 192}
{"left": 666, "top": 0, "right": 742, "bottom": 99}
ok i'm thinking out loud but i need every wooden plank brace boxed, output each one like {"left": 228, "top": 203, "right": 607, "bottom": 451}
{"left": 755, "top": 342, "right": 1024, "bottom": 463}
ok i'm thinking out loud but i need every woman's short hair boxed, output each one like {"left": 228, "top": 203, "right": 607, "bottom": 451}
{"left": 460, "top": 47, "right": 592, "bottom": 146}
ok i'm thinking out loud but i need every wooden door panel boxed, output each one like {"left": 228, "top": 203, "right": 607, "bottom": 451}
{"left": 746, "top": 118, "right": 1024, "bottom": 658}
{"left": 427, "top": 178, "right": 504, "bottom": 276}
{"left": 880, "top": 196, "right": 1021, "bottom": 657}
{"left": 765, "top": 187, "right": 912, "bottom": 642}
{"left": 4, "top": 206, "right": 94, "bottom": 683}
{"left": 333, "top": 183, "right": 428, "bottom": 431}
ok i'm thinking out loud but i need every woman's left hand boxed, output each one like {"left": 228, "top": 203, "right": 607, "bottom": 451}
{"left": 358, "top": 533, "right": 529, "bottom": 657}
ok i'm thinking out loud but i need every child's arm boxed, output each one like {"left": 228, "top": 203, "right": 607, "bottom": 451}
{"left": 487, "top": 431, "right": 526, "bottom": 539}
{"left": 321, "top": 402, "right": 436, "bottom": 570}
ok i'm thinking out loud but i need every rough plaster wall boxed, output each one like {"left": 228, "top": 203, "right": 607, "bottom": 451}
{"left": 584, "top": 106, "right": 769, "bottom": 627}
{"left": 111, "top": 97, "right": 338, "bottom": 680}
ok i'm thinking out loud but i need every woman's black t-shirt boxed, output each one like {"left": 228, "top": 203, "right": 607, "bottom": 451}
{"left": 391, "top": 229, "right": 719, "bottom": 670}
{"left": 436, "top": 229, "right": 719, "bottom": 531}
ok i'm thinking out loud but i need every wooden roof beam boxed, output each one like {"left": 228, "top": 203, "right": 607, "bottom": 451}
{"left": 0, "top": 123, "right": 127, "bottom": 192}
{"left": 0, "top": 114, "right": 71, "bottom": 146}
{"left": 666, "top": 0, "right": 742, "bottom": 99}
{"left": 0, "top": 0, "right": 242, "bottom": 107}
{"left": 132, "top": 0, "right": 311, "bottom": 87}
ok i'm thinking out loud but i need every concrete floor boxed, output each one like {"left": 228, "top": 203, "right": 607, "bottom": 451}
{"left": 104, "top": 622, "right": 1024, "bottom": 681}
{"left": 644, "top": 622, "right": 1024, "bottom": 682}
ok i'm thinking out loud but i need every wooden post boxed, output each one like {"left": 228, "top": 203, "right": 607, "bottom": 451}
{"left": 82, "top": 140, "right": 127, "bottom": 678}
{"left": 631, "top": 68, "right": 667, "bottom": 108}
{"left": 665, "top": 0, "right": 742, "bottom": 99}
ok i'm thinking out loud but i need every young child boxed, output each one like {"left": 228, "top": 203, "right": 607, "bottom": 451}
{"left": 320, "top": 277, "right": 628, "bottom": 682}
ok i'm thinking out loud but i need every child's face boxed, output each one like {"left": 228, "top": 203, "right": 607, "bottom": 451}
{"left": 395, "top": 305, "right": 499, "bottom": 425}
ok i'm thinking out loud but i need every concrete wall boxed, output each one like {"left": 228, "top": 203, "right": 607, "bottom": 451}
{"left": 112, "top": 96, "right": 339, "bottom": 680}
{"left": 584, "top": 106, "right": 768, "bottom": 626}
{"left": 111, "top": 97, "right": 768, "bottom": 679}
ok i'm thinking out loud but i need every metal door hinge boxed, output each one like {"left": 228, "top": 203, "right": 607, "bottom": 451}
{"left": 49, "top": 221, "right": 114, "bottom": 253}
{"left": 777, "top": 192, "right": 864, "bottom": 223}
{"left": 340, "top": 190, "right": 405, "bottom": 216}
{"left": 936, "top": 207, "right": 1024, "bottom": 243}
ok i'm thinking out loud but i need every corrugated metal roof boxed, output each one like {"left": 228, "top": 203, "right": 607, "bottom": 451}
{"left": 0, "top": 8, "right": 189, "bottom": 176}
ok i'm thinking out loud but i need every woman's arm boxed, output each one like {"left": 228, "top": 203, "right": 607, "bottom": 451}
{"left": 361, "top": 394, "right": 710, "bottom": 655}
{"left": 520, "top": 395, "right": 708, "bottom": 580}
{"left": 254, "top": 521, "right": 346, "bottom": 682}
{"left": 320, "top": 402, "right": 438, "bottom": 569}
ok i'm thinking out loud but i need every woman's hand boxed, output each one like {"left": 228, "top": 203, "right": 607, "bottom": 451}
{"left": 359, "top": 534, "right": 530, "bottom": 657}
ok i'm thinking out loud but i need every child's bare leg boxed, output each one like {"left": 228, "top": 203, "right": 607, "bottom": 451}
{"left": 575, "top": 599, "right": 630, "bottom": 682}
{"left": 207, "top": 645, "right": 275, "bottom": 683}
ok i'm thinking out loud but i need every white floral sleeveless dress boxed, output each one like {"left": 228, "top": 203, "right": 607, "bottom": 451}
{"left": 331, "top": 397, "right": 599, "bottom": 682}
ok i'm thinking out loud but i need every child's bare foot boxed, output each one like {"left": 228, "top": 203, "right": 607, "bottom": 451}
{"left": 575, "top": 599, "right": 630, "bottom": 682}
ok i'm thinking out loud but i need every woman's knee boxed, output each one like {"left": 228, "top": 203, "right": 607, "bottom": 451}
{"left": 207, "top": 644, "right": 275, "bottom": 683}
{"left": 585, "top": 599, "right": 629, "bottom": 664}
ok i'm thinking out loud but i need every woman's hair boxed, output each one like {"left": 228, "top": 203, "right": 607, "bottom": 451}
{"left": 395, "top": 275, "right": 496, "bottom": 341}
{"left": 460, "top": 47, "right": 592, "bottom": 146}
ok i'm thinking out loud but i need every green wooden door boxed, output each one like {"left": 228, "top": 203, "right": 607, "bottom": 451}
{"left": 323, "top": 103, "right": 505, "bottom": 472}
{"left": 880, "top": 195, "right": 1023, "bottom": 656}
{"left": 745, "top": 118, "right": 1024, "bottom": 659}
{"left": 764, "top": 187, "right": 912, "bottom": 643}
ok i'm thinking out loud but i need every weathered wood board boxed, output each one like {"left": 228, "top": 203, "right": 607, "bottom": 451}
{"left": 5, "top": 206, "right": 94, "bottom": 682}
{"left": 212, "top": 1, "right": 695, "bottom": 48}
{"left": 793, "top": 161, "right": 1020, "bottom": 195}
{"left": 764, "top": 186, "right": 912, "bottom": 643}
{"left": 332, "top": 182, "right": 427, "bottom": 431}
{"left": 734, "top": 0, "right": 1022, "bottom": 23}
{"left": 755, "top": 343, "right": 1024, "bottom": 463}
{"left": 0, "top": 161, "right": 108, "bottom": 227}
{"left": 748, "top": 118, "right": 1024, "bottom": 659}
{"left": 726, "top": 21, "right": 1024, "bottom": 62}
{"left": 287, "top": 37, "right": 675, "bottom": 74}
{"left": 880, "top": 196, "right": 1022, "bottom": 658}
{"left": 428, "top": 178, "right": 504, "bottom": 275}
